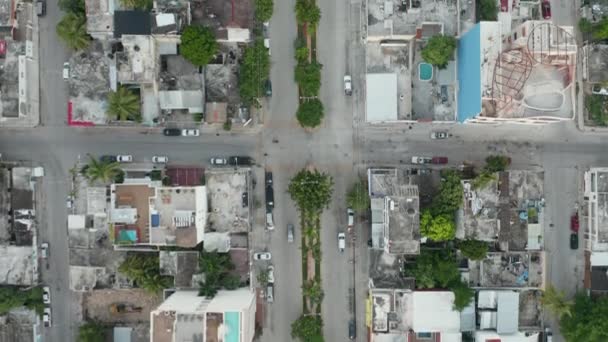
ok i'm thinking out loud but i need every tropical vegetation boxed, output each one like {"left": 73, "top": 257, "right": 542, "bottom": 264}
{"left": 56, "top": 13, "right": 90, "bottom": 51}
{"left": 291, "top": 314, "right": 324, "bottom": 342}
{"left": 296, "top": 99, "right": 324, "bottom": 128}
{"left": 78, "top": 321, "right": 105, "bottom": 342}
{"left": 239, "top": 39, "right": 271, "bottom": 105}
{"left": 198, "top": 250, "right": 241, "bottom": 298}
{"left": 180, "top": 26, "right": 218, "bottom": 66}
{"left": 559, "top": 293, "right": 608, "bottom": 341}
{"left": 0, "top": 286, "right": 44, "bottom": 315}
{"left": 107, "top": 87, "right": 141, "bottom": 122}
{"left": 118, "top": 254, "right": 172, "bottom": 293}
{"left": 421, "top": 36, "right": 456, "bottom": 69}
{"left": 83, "top": 155, "right": 121, "bottom": 184}
{"left": 346, "top": 180, "right": 370, "bottom": 212}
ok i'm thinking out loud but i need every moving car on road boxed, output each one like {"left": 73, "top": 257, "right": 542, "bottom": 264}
{"left": 43, "top": 308, "right": 51, "bottom": 327}
{"left": 36, "top": 1, "right": 46, "bottom": 16}
{"left": 430, "top": 131, "right": 448, "bottom": 139}
{"left": 344, "top": 75, "right": 352, "bottom": 96}
{"left": 210, "top": 157, "right": 227, "bottom": 166}
{"left": 163, "top": 128, "right": 181, "bottom": 136}
{"left": 152, "top": 156, "right": 168, "bottom": 164}
{"left": 338, "top": 232, "right": 346, "bottom": 252}
{"left": 265, "top": 171, "right": 273, "bottom": 186}
{"left": 181, "top": 128, "right": 200, "bottom": 137}
{"left": 116, "top": 155, "right": 133, "bottom": 163}
{"left": 42, "top": 286, "right": 51, "bottom": 304}
{"left": 254, "top": 252, "right": 272, "bottom": 261}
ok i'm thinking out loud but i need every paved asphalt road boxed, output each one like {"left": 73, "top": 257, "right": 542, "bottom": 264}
{"left": 3, "top": 0, "right": 590, "bottom": 341}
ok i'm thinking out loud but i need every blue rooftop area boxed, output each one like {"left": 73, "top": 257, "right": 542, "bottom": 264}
{"left": 151, "top": 213, "right": 160, "bottom": 227}
{"left": 457, "top": 24, "right": 482, "bottom": 123}
{"left": 225, "top": 312, "right": 240, "bottom": 342}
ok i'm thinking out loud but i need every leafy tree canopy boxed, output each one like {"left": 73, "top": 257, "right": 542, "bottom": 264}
{"left": 405, "top": 249, "right": 460, "bottom": 289}
{"left": 420, "top": 211, "right": 455, "bottom": 241}
{"left": 346, "top": 180, "right": 370, "bottom": 212}
{"left": 180, "top": 26, "right": 218, "bottom": 66}
{"left": 296, "top": 99, "right": 324, "bottom": 128}
{"left": 118, "top": 255, "right": 172, "bottom": 293}
{"left": 288, "top": 169, "right": 334, "bottom": 213}
{"left": 291, "top": 314, "right": 324, "bottom": 342}
{"left": 484, "top": 155, "right": 510, "bottom": 172}
{"left": 593, "top": 18, "right": 608, "bottom": 40}
{"left": 478, "top": 0, "right": 498, "bottom": 21}
{"left": 587, "top": 95, "right": 608, "bottom": 127}
{"left": 295, "top": 0, "right": 321, "bottom": 27}
{"left": 0, "top": 286, "right": 44, "bottom": 315}
{"left": 198, "top": 250, "right": 240, "bottom": 298}
{"left": 302, "top": 280, "right": 324, "bottom": 305}
{"left": 239, "top": 39, "right": 271, "bottom": 104}
{"left": 59, "top": 0, "right": 85, "bottom": 14}
{"left": 119, "top": 0, "right": 152, "bottom": 10}
{"left": 255, "top": 0, "right": 274, "bottom": 22}
{"left": 579, "top": 18, "right": 593, "bottom": 34}
{"left": 78, "top": 321, "right": 105, "bottom": 342}
{"left": 431, "top": 170, "right": 463, "bottom": 216}
{"left": 107, "top": 86, "right": 141, "bottom": 122}
{"left": 451, "top": 280, "right": 475, "bottom": 311}
{"left": 560, "top": 293, "right": 608, "bottom": 342}
{"left": 85, "top": 155, "right": 121, "bottom": 184}
{"left": 542, "top": 285, "right": 573, "bottom": 319}
{"left": 56, "top": 13, "right": 90, "bottom": 51}
{"left": 458, "top": 239, "right": 489, "bottom": 260}
{"left": 421, "top": 35, "right": 456, "bottom": 69}
{"left": 295, "top": 62, "right": 322, "bottom": 97}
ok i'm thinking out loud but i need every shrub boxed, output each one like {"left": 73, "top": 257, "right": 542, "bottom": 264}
{"left": 180, "top": 26, "right": 218, "bottom": 66}
{"left": 296, "top": 99, "right": 324, "bottom": 128}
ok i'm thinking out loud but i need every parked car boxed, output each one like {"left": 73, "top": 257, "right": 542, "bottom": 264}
{"left": 229, "top": 156, "right": 253, "bottom": 166}
{"left": 181, "top": 128, "right": 200, "bottom": 137}
{"left": 266, "top": 185, "right": 274, "bottom": 209}
{"left": 430, "top": 131, "right": 448, "bottom": 139}
{"left": 344, "top": 75, "right": 352, "bottom": 95}
{"left": 36, "top": 1, "right": 46, "bottom": 16}
{"left": 348, "top": 319, "right": 356, "bottom": 340}
{"left": 592, "top": 85, "right": 608, "bottom": 96}
{"left": 210, "top": 157, "right": 227, "bottom": 165}
{"left": 100, "top": 155, "right": 117, "bottom": 163}
{"left": 541, "top": 0, "right": 551, "bottom": 19}
{"left": 163, "top": 128, "right": 182, "bottom": 136}
{"left": 242, "top": 192, "right": 248, "bottom": 208}
{"left": 66, "top": 196, "right": 73, "bottom": 209}
{"left": 116, "top": 155, "right": 133, "bottom": 163}
{"left": 40, "top": 242, "right": 49, "bottom": 258}
{"left": 347, "top": 208, "right": 354, "bottom": 229}
{"left": 338, "top": 232, "right": 346, "bottom": 252}
{"left": 570, "top": 233, "right": 579, "bottom": 249}
{"left": 267, "top": 265, "right": 275, "bottom": 283}
{"left": 266, "top": 211, "right": 274, "bottom": 230}
{"left": 62, "top": 62, "right": 70, "bottom": 80}
{"left": 265, "top": 79, "right": 272, "bottom": 97}
{"left": 431, "top": 156, "right": 448, "bottom": 164}
{"left": 287, "top": 223, "right": 294, "bottom": 243}
{"left": 43, "top": 308, "right": 51, "bottom": 327}
{"left": 265, "top": 171, "right": 273, "bottom": 186}
{"left": 42, "top": 286, "right": 51, "bottom": 304}
{"left": 411, "top": 156, "right": 432, "bottom": 164}
{"left": 570, "top": 212, "right": 579, "bottom": 232}
{"left": 254, "top": 252, "right": 272, "bottom": 261}
{"left": 545, "top": 327, "right": 553, "bottom": 342}
{"left": 266, "top": 283, "right": 274, "bottom": 303}
{"left": 152, "top": 156, "right": 168, "bottom": 164}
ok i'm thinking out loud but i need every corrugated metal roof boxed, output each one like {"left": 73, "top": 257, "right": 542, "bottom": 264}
{"left": 496, "top": 291, "right": 519, "bottom": 334}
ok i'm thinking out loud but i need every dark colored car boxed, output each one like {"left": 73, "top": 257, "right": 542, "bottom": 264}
{"left": 265, "top": 171, "right": 273, "bottom": 186}
{"left": 348, "top": 320, "right": 356, "bottom": 340}
{"left": 570, "top": 212, "right": 579, "bottom": 232}
{"left": 266, "top": 185, "right": 274, "bottom": 209}
{"left": 431, "top": 156, "right": 448, "bottom": 164}
{"left": 163, "top": 128, "right": 182, "bottom": 136}
{"left": 100, "top": 155, "right": 117, "bottom": 163}
{"left": 242, "top": 192, "right": 248, "bottom": 208}
{"left": 229, "top": 156, "right": 253, "bottom": 166}
{"left": 36, "top": 1, "right": 46, "bottom": 16}
{"left": 541, "top": 0, "right": 551, "bottom": 20}
{"left": 570, "top": 233, "right": 579, "bottom": 250}
{"left": 265, "top": 79, "right": 272, "bottom": 97}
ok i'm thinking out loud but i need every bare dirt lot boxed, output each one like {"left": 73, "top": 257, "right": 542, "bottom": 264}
{"left": 83, "top": 289, "right": 163, "bottom": 323}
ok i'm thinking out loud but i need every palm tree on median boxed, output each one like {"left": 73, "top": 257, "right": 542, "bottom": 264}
{"left": 107, "top": 86, "right": 141, "bottom": 122}
{"left": 84, "top": 155, "right": 121, "bottom": 184}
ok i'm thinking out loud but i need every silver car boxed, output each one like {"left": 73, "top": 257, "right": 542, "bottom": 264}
{"left": 287, "top": 224, "right": 294, "bottom": 243}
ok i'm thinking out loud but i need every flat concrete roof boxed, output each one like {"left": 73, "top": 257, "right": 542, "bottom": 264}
{"left": 366, "top": 74, "right": 398, "bottom": 122}
{"left": 412, "top": 291, "right": 460, "bottom": 333}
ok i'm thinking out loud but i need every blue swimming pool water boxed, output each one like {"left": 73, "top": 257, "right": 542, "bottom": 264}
{"left": 419, "top": 63, "right": 433, "bottom": 81}
{"left": 225, "top": 311, "right": 240, "bottom": 342}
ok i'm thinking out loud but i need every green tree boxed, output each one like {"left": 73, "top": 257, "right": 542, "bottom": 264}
{"left": 295, "top": 46, "right": 310, "bottom": 64}
{"left": 198, "top": 250, "right": 240, "bottom": 298}
{"left": 180, "top": 26, "right": 218, "bottom": 66}
{"left": 579, "top": 18, "right": 593, "bottom": 34}
{"left": 296, "top": 99, "right": 324, "bottom": 128}
{"left": 431, "top": 170, "right": 463, "bottom": 216}
{"left": 478, "top": 0, "right": 498, "bottom": 21}
{"left": 587, "top": 95, "right": 608, "bottom": 126}
{"left": 593, "top": 18, "right": 608, "bottom": 40}
{"left": 420, "top": 212, "right": 455, "bottom": 241}
{"left": 458, "top": 239, "right": 488, "bottom": 260}
{"left": 56, "top": 13, "right": 90, "bottom": 51}
{"left": 118, "top": 255, "right": 172, "bottom": 293}
{"left": 256, "top": 268, "right": 269, "bottom": 286}
{"left": 295, "top": 62, "right": 322, "bottom": 97}
{"left": 291, "top": 314, "right": 324, "bottom": 342}
{"left": 405, "top": 249, "right": 460, "bottom": 289}
{"left": 451, "top": 280, "right": 475, "bottom": 311}
{"left": 560, "top": 293, "right": 608, "bottom": 341}
{"left": 302, "top": 280, "right": 324, "bottom": 305}
{"left": 119, "top": 0, "right": 151, "bottom": 9}
{"left": 59, "top": 0, "right": 85, "bottom": 14}
{"left": 221, "top": 274, "right": 242, "bottom": 290}
{"left": 542, "top": 285, "right": 573, "bottom": 319}
{"left": 78, "top": 321, "right": 105, "bottom": 342}
{"left": 239, "top": 39, "right": 271, "bottom": 104}
{"left": 295, "top": 0, "right": 321, "bottom": 27}
{"left": 472, "top": 171, "right": 497, "bottom": 190}
{"left": 484, "top": 155, "right": 510, "bottom": 172}
{"left": 85, "top": 155, "right": 121, "bottom": 183}
{"left": 255, "top": 0, "right": 274, "bottom": 22}
{"left": 107, "top": 86, "right": 141, "bottom": 122}
{"left": 288, "top": 169, "right": 334, "bottom": 213}
{"left": 421, "top": 35, "right": 456, "bottom": 69}
{"left": 0, "top": 286, "right": 44, "bottom": 315}
{"left": 346, "top": 180, "right": 370, "bottom": 212}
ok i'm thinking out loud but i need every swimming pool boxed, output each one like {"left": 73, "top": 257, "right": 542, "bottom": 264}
{"left": 419, "top": 63, "right": 433, "bottom": 81}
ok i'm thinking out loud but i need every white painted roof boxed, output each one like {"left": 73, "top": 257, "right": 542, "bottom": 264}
{"left": 366, "top": 73, "right": 398, "bottom": 122}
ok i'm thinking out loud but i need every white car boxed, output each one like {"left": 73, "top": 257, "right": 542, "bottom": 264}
{"left": 66, "top": 196, "right": 73, "bottom": 208}
{"left": 254, "top": 252, "right": 272, "bottom": 261}
{"left": 266, "top": 212, "right": 274, "bottom": 230}
{"left": 267, "top": 265, "right": 275, "bottom": 283}
{"left": 43, "top": 307, "right": 51, "bottom": 327}
{"left": 42, "top": 286, "right": 51, "bottom": 304}
{"left": 152, "top": 155, "right": 168, "bottom": 164}
{"left": 592, "top": 85, "right": 608, "bottom": 96}
{"left": 116, "top": 155, "right": 133, "bottom": 163}
{"left": 430, "top": 131, "right": 449, "bottom": 139}
{"left": 182, "top": 129, "right": 200, "bottom": 137}
{"left": 40, "top": 242, "right": 49, "bottom": 258}
{"left": 347, "top": 208, "right": 354, "bottom": 228}
{"left": 338, "top": 232, "right": 346, "bottom": 252}
{"left": 210, "top": 157, "right": 227, "bottom": 165}
{"left": 344, "top": 75, "right": 352, "bottom": 95}
{"left": 62, "top": 62, "right": 70, "bottom": 80}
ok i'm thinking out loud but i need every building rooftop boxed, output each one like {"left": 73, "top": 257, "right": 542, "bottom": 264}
{"left": 368, "top": 168, "right": 420, "bottom": 254}
{"left": 190, "top": 0, "right": 253, "bottom": 41}
{"left": 113, "top": 11, "right": 151, "bottom": 38}
{"left": 116, "top": 35, "right": 157, "bottom": 84}
{"left": 412, "top": 291, "right": 460, "bottom": 333}
{"left": 0, "top": 246, "right": 34, "bottom": 285}
{"left": 469, "top": 252, "right": 543, "bottom": 288}
{"left": 85, "top": 0, "right": 114, "bottom": 39}
{"left": 366, "top": 73, "right": 398, "bottom": 122}
{"left": 0, "top": 0, "right": 13, "bottom": 28}
{"left": 0, "top": 39, "right": 23, "bottom": 118}
{"left": 585, "top": 168, "right": 608, "bottom": 251}
{"left": 0, "top": 308, "right": 36, "bottom": 342}
{"left": 205, "top": 170, "right": 251, "bottom": 234}
{"left": 159, "top": 251, "right": 200, "bottom": 288}
{"left": 366, "top": 0, "right": 456, "bottom": 40}
{"left": 371, "top": 289, "right": 412, "bottom": 334}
